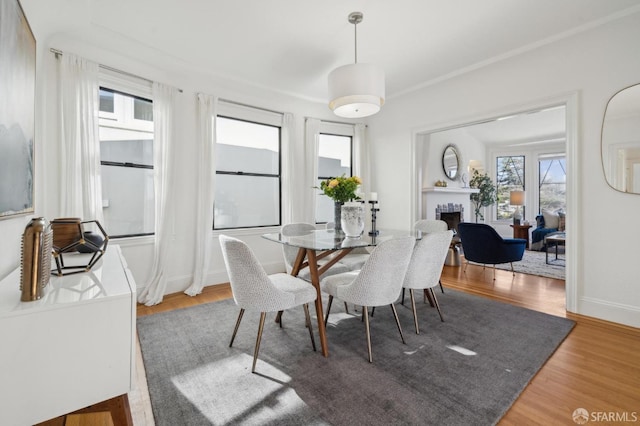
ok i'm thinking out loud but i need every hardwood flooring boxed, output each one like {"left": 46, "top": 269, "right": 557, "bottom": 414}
{"left": 129, "top": 261, "right": 639, "bottom": 425}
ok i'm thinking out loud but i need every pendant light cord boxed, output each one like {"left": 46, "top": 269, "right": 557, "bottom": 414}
{"left": 354, "top": 21, "right": 358, "bottom": 64}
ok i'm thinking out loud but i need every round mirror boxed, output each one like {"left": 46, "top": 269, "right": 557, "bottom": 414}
{"left": 442, "top": 144, "right": 460, "bottom": 181}
{"left": 601, "top": 83, "right": 640, "bottom": 194}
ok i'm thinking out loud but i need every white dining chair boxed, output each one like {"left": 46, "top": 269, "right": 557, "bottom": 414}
{"left": 219, "top": 235, "right": 317, "bottom": 373}
{"left": 402, "top": 230, "right": 454, "bottom": 334}
{"left": 320, "top": 236, "right": 416, "bottom": 363}
{"left": 413, "top": 219, "right": 449, "bottom": 294}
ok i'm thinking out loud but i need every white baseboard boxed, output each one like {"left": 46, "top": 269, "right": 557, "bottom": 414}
{"left": 577, "top": 296, "right": 640, "bottom": 328}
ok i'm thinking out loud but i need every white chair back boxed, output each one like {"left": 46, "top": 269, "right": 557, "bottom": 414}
{"left": 338, "top": 236, "right": 415, "bottom": 307}
{"left": 281, "top": 223, "right": 316, "bottom": 273}
{"left": 413, "top": 219, "right": 448, "bottom": 234}
{"left": 403, "top": 230, "right": 453, "bottom": 290}
{"left": 219, "top": 235, "right": 294, "bottom": 311}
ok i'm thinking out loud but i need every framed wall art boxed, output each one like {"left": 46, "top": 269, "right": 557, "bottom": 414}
{"left": 0, "top": 0, "right": 36, "bottom": 218}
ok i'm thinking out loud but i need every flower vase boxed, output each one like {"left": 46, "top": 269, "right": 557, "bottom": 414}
{"left": 334, "top": 202, "right": 344, "bottom": 233}
{"left": 341, "top": 202, "right": 365, "bottom": 238}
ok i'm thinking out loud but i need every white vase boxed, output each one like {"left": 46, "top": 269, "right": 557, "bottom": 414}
{"left": 341, "top": 202, "right": 365, "bottom": 238}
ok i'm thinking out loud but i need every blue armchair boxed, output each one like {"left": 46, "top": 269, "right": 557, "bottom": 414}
{"left": 457, "top": 222, "right": 527, "bottom": 280}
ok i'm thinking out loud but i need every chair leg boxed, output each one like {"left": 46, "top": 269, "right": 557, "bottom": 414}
{"left": 324, "top": 295, "right": 334, "bottom": 326}
{"left": 229, "top": 308, "right": 245, "bottom": 347}
{"left": 429, "top": 288, "right": 445, "bottom": 322}
{"left": 464, "top": 259, "right": 469, "bottom": 273}
{"left": 510, "top": 262, "right": 515, "bottom": 275}
{"left": 344, "top": 301, "right": 350, "bottom": 314}
{"left": 439, "top": 279, "right": 445, "bottom": 293}
{"left": 401, "top": 288, "right": 405, "bottom": 305}
{"left": 363, "top": 306, "right": 373, "bottom": 363}
{"left": 252, "top": 312, "right": 267, "bottom": 373}
{"left": 390, "top": 303, "right": 406, "bottom": 344}
{"left": 410, "top": 289, "right": 420, "bottom": 334}
{"left": 303, "top": 303, "right": 316, "bottom": 352}
{"left": 493, "top": 264, "right": 496, "bottom": 280}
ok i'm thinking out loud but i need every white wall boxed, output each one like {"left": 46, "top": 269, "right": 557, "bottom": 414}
{"left": 367, "top": 12, "right": 640, "bottom": 327}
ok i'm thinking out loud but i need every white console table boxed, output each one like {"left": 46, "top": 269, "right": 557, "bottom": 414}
{"left": 0, "top": 245, "right": 136, "bottom": 426}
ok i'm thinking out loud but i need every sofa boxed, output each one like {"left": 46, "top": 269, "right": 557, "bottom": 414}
{"left": 531, "top": 209, "right": 565, "bottom": 251}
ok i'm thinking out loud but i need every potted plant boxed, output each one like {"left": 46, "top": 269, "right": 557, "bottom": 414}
{"left": 317, "top": 175, "right": 362, "bottom": 233}
{"left": 469, "top": 170, "right": 497, "bottom": 223}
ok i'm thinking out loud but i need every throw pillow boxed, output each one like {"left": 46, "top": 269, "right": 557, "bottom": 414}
{"left": 558, "top": 211, "right": 566, "bottom": 232}
{"left": 542, "top": 208, "right": 560, "bottom": 229}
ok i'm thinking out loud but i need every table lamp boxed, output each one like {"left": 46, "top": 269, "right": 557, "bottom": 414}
{"left": 510, "top": 190, "right": 525, "bottom": 225}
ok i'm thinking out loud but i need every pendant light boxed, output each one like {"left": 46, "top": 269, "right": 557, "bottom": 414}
{"left": 328, "top": 12, "right": 385, "bottom": 118}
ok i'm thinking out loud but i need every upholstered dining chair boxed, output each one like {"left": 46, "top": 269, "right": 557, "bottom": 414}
{"left": 412, "top": 219, "right": 449, "bottom": 294}
{"left": 219, "top": 235, "right": 317, "bottom": 373}
{"left": 457, "top": 222, "right": 526, "bottom": 280}
{"left": 320, "top": 236, "right": 416, "bottom": 363}
{"left": 413, "top": 219, "right": 448, "bottom": 234}
{"left": 402, "top": 230, "right": 454, "bottom": 334}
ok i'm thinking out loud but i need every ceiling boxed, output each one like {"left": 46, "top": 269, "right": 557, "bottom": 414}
{"left": 21, "top": 0, "right": 640, "bottom": 104}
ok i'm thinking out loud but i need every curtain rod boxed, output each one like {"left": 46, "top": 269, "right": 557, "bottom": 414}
{"left": 307, "top": 116, "right": 368, "bottom": 127}
{"left": 49, "top": 48, "right": 183, "bottom": 93}
{"left": 219, "top": 98, "right": 283, "bottom": 116}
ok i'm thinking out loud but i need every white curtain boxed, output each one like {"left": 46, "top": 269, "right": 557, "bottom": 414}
{"left": 185, "top": 94, "right": 217, "bottom": 296}
{"left": 137, "top": 82, "right": 178, "bottom": 306}
{"left": 281, "top": 113, "right": 299, "bottom": 224}
{"left": 57, "top": 53, "right": 104, "bottom": 222}
{"left": 353, "top": 123, "right": 370, "bottom": 196}
{"left": 303, "top": 118, "right": 321, "bottom": 224}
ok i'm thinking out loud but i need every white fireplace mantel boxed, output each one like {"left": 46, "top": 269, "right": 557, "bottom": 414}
{"left": 421, "top": 187, "right": 479, "bottom": 221}
{"left": 422, "top": 187, "right": 479, "bottom": 194}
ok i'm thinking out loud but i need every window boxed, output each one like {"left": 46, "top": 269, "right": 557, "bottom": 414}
{"left": 214, "top": 116, "right": 281, "bottom": 229}
{"left": 539, "top": 155, "right": 566, "bottom": 212}
{"left": 316, "top": 133, "right": 353, "bottom": 223}
{"left": 496, "top": 155, "right": 525, "bottom": 220}
{"left": 98, "top": 87, "right": 155, "bottom": 238}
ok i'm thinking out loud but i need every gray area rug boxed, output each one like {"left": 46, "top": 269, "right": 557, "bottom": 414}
{"left": 477, "top": 250, "right": 565, "bottom": 280}
{"left": 137, "top": 290, "right": 574, "bottom": 425}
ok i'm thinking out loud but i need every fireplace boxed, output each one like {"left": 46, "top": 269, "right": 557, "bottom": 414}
{"left": 436, "top": 203, "right": 463, "bottom": 233}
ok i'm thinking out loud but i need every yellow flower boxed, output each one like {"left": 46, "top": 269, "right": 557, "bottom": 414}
{"left": 354, "top": 176, "right": 362, "bottom": 184}
{"left": 328, "top": 179, "right": 339, "bottom": 188}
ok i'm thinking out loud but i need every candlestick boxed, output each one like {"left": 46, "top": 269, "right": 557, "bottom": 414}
{"left": 368, "top": 201, "right": 379, "bottom": 236}
{"left": 369, "top": 192, "right": 377, "bottom": 202}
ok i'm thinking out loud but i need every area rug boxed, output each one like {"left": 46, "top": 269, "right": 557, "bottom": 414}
{"left": 484, "top": 250, "right": 565, "bottom": 280}
{"left": 137, "top": 290, "right": 574, "bottom": 425}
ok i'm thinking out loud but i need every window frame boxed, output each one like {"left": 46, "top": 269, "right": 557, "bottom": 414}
{"left": 213, "top": 113, "right": 283, "bottom": 231}
{"left": 495, "top": 154, "right": 526, "bottom": 221}
{"left": 98, "top": 69, "right": 154, "bottom": 239}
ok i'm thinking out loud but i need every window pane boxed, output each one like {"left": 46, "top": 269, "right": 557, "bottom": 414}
{"left": 101, "top": 164, "right": 154, "bottom": 236}
{"left": 316, "top": 133, "right": 352, "bottom": 223}
{"left": 318, "top": 134, "right": 351, "bottom": 178}
{"left": 100, "top": 139, "right": 153, "bottom": 166}
{"left": 134, "top": 98, "right": 153, "bottom": 121}
{"left": 539, "top": 157, "right": 566, "bottom": 212}
{"left": 214, "top": 175, "right": 279, "bottom": 229}
{"left": 99, "top": 89, "right": 114, "bottom": 112}
{"left": 216, "top": 117, "right": 279, "bottom": 174}
{"left": 496, "top": 156, "right": 525, "bottom": 220}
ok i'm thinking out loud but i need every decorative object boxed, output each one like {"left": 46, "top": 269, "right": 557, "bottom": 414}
{"left": 509, "top": 190, "right": 525, "bottom": 225}
{"left": 328, "top": 12, "right": 384, "bottom": 118}
{"left": 469, "top": 169, "right": 497, "bottom": 222}
{"left": 137, "top": 290, "right": 574, "bottom": 425}
{"left": 368, "top": 200, "right": 379, "bottom": 236}
{"left": 51, "top": 218, "right": 109, "bottom": 276}
{"left": 601, "top": 82, "right": 640, "bottom": 194}
{"left": 333, "top": 201, "right": 343, "bottom": 233}
{"left": 442, "top": 144, "right": 460, "bottom": 181}
{"left": 341, "top": 202, "right": 365, "bottom": 238}
{"left": 0, "top": 0, "right": 36, "bottom": 219}
{"left": 317, "top": 175, "right": 362, "bottom": 233}
{"left": 20, "top": 217, "right": 53, "bottom": 301}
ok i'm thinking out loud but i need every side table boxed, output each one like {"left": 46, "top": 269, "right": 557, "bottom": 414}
{"left": 510, "top": 224, "right": 532, "bottom": 249}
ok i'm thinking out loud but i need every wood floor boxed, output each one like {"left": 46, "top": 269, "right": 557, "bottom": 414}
{"left": 130, "top": 261, "right": 639, "bottom": 425}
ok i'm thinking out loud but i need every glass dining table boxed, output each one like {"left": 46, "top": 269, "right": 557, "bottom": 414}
{"left": 262, "top": 228, "right": 416, "bottom": 357}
